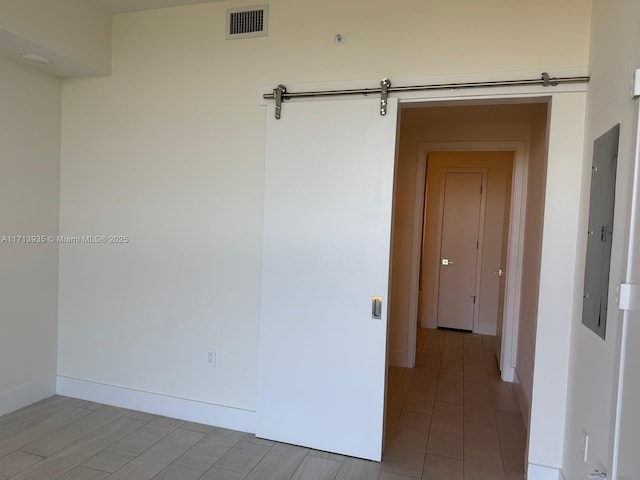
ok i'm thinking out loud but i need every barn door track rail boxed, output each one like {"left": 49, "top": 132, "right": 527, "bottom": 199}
{"left": 264, "top": 72, "right": 590, "bottom": 119}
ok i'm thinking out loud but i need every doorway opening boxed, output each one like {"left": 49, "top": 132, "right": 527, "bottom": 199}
{"left": 384, "top": 100, "right": 550, "bottom": 478}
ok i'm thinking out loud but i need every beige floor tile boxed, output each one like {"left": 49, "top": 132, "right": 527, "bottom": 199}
{"left": 0, "top": 406, "right": 91, "bottom": 457}
{"left": 386, "top": 427, "right": 429, "bottom": 457}
{"left": 464, "top": 400, "right": 496, "bottom": 426}
{"left": 409, "top": 375, "right": 438, "bottom": 394}
{"left": 426, "top": 422, "right": 463, "bottom": 459}
{"left": 495, "top": 411, "right": 526, "bottom": 474}
{"left": 404, "top": 390, "right": 435, "bottom": 415}
{"left": 505, "top": 473, "right": 525, "bottom": 480}
{"left": 381, "top": 450, "right": 424, "bottom": 478}
{"left": 172, "top": 434, "right": 238, "bottom": 472}
{"left": 464, "top": 422, "right": 504, "bottom": 475}
{"left": 308, "top": 449, "right": 345, "bottom": 462}
{"left": 464, "top": 334, "right": 484, "bottom": 346}
{"left": 464, "top": 381, "right": 493, "bottom": 398}
{"left": 423, "top": 334, "right": 445, "bottom": 351}
{"left": 388, "top": 367, "right": 414, "bottom": 395}
{"left": 386, "top": 393, "right": 406, "bottom": 416}
{"left": 245, "top": 443, "right": 309, "bottom": 480}
{"left": 422, "top": 453, "right": 463, "bottom": 480}
{"left": 442, "top": 347, "right": 464, "bottom": 371}
{"left": 182, "top": 422, "right": 214, "bottom": 434}
{"left": 398, "top": 412, "right": 431, "bottom": 433}
{"left": 431, "top": 402, "right": 463, "bottom": 427}
{"left": 203, "top": 441, "right": 270, "bottom": 478}
{"left": 464, "top": 365, "right": 489, "bottom": 384}
{"left": 464, "top": 470, "right": 506, "bottom": 480}
{"left": 199, "top": 466, "right": 246, "bottom": 480}
{"left": 0, "top": 329, "right": 526, "bottom": 480}
{"left": 22, "top": 406, "right": 129, "bottom": 457}
{"left": 124, "top": 410, "right": 158, "bottom": 422}
{"left": 380, "top": 470, "right": 420, "bottom": 480}
{"left": 106, "top": 429, "right": 206, "bottom": 480}
{"left": 10, "top": 418, "right": 146, "bottom": 480}
{"left": 153, "top": 464, "right": 203, "bottom": 480}
{"left": 334, "top": 458, "right": 380, "bottom": 480}
{"left": 436, "top": 370, "right": 464, "bottom": 404}
{"left": 55, "top": 466, "right": 109, "bottom": 480}
{"left": 290, "top": 455, "right": 341, "bottom": 480}
{"left": 240, "top": 433, "right": 275, "bottom": 446}
{"left": 464, "top": 422, "right": 501, "bottom": 449}
{"left": 444, "top": 332, "right": 465, "bottom": 348}
{"left": 149, "top": 416, "right": 185, "bottom": 429}
{"left": 417, "top": 329, "right": 428, "bottom": 351}
{"left": 416, "top": 350, "right": 442, "bottom": 369}
{"left": 411, "top": 366, "right": 440, "bottom": 379}
{"left": 0, "top": 397, "right": 74, "bottom": 434}
{"left": 489, "top": 380, "right": 520, "bottom": 414}
{"left": 484, "top": 351, "right": 501, "bottom": 376}
{"left": 0, "top": 451, "right": 43, "bottom": 479}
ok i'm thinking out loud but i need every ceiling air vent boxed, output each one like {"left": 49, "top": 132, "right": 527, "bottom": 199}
{"left": 226, "top": 5, "right": 268, "bottom": 39}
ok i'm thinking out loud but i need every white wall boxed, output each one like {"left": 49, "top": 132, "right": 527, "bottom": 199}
{"left": 58, "top": 0, "right": 591, "bottom": 427}
{"left": 0, "top": 0, "right": 112, "bottom": 76}
{"left": 514, "top": 105, "right": 548, "bottom": 426}
{"left": 527, "top": 92, "right": 587, "bottom": 474}
{"left": 0, "top": 56, "right": 61, "bottom": 415}
{"left": 563, "top": 1, "right": 640, "bottom": 478}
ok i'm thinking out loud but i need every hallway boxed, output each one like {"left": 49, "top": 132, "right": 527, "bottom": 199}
{"left": 383, "top": 328, "right": 526, "bottom": 480}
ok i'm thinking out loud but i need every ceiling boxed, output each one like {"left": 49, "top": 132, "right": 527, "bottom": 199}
{"left": 84, "top": 0, "right": 222, "bottom": 13}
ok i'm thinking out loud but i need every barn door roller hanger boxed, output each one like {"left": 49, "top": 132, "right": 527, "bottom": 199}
{"left": 265, "top": 72, "right": 590, "bottom": 119}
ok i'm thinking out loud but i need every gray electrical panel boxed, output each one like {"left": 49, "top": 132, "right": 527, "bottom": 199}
{"left": 582, "top": 124, "right": 620, "bottom": 340}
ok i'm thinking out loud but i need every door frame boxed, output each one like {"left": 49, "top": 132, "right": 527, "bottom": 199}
{"left": 434, "top": 168, "right": 488, "bottom": 332}
{"left": 406, "top": 141, "right": 527, "bottom": 381}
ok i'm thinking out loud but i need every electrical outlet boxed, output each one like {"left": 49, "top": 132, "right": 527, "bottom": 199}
{"left": 207, "top": 347, "right": 216, "bottom": 367}
{"left": 581, "top": 429, "right": 589, "bottom": 462}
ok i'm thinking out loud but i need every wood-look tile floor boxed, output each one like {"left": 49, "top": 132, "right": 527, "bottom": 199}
{"left": 0, "top": 329, "right": 525, "bottom": 480}
{"left": 383, "top": 328, "right": 526, "bottom": 480}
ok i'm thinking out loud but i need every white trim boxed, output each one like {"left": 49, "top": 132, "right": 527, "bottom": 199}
{"left": 56, "top": 376, "right": 256, "bottom": 433}
{"left": 618, "top": 283, "right": 640, "bottom": 311}
{"left": 527, "top": 463, "right": 564, "bottom": 480}
{"left": 611, "top": 98, "right": 640, "bottom": 480}
{"left": 388, "top": 349, "right": 411, "bottom": 368}
{"left": 513, "top": 368, "right": 530, "bottom": 428}
{"left": 409, "top": 141, "right": 527, "bottom": 379}
{"left": 0, "top": 376, "right": 57, "bottom": 417}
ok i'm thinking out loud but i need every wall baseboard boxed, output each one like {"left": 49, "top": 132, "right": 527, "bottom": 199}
{"left": 56, "top": 376, "right": 256, "bottom": 433}
{"left": 528, "top": 463, "right": 564, "bottom": 480}
{"left": 388, "top": 349, "right": 411, "bottom": 368}
{"left": 501, "top": 366, "right": 515, "bottom": 382}
{"left": 0, "top": 376, "right": 57, "bottom": 417}
{"left": 513, "top": 369, "right": 531, "bottom": 427}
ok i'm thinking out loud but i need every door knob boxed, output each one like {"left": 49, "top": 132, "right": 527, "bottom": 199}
{"left": 442, "top": 259, "right": 455, "bottom": 266}
{"left": 494, "top": 269, "right": 506, "bottom": 276}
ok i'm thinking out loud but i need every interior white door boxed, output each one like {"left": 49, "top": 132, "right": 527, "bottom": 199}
{"left": 256, "top": 98, "right": 398, "bottom": 461}
{"left": 437, "top": 172, "right": 483, "bottom": 330}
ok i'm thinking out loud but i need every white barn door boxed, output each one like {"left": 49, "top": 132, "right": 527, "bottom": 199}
{"left": 256, "top": 98, "right": 399, "bottom": 461}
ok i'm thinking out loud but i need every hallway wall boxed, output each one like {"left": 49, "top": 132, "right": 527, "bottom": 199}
{"left": 0, "top": 56, "right": 61, "bottom": 415}
{"left": 564, "top": 1, "right": 640, "bottom": 478}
